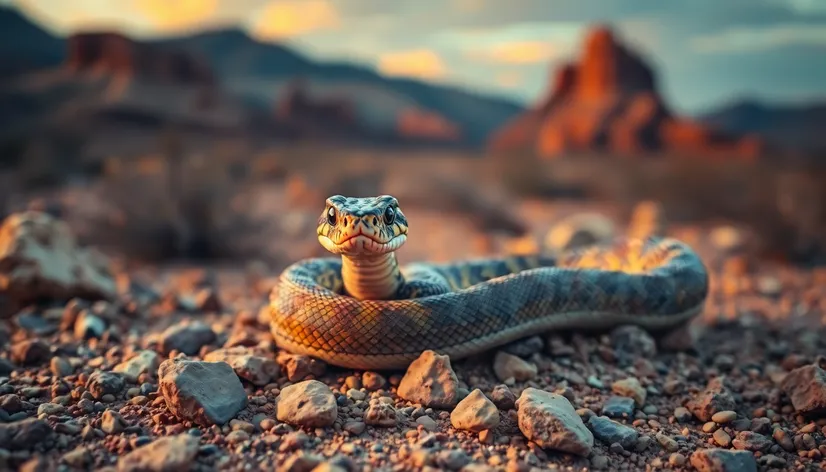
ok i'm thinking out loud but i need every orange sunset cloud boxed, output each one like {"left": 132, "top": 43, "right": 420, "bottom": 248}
{"left": 377, "top": 49, "right": 447, "bottom": 80}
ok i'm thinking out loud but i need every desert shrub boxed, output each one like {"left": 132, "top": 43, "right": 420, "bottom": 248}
{"left": 82, "top": 130, "right": 267, "bottom": 262}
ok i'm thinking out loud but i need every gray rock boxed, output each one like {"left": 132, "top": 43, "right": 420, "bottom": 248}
{"left": 690, "top": 448, "right": 757, "bottom": 472}
{"left": 159, "top": 359, "right": 248, "bottom": 426}
{"left": 450, "top": 388, "right": 500, "bottom": 432}
{"left": 610, "top": 325, "right": 656, "bottom": 363}
{"left": 0, "top": 211, "right": 117, "bottom": 319}
{"left": 86, "top": 371, "right": 126, "bottom": 400}
{"left": 117, "top": 434, "right": 200, "bottom": 472}
{"left": 602, "top": 396, "right": 636, "bottom": 418}
{"left": 114, "top": 350, "right": 160, "bottom": 382}
{"left": 501, "top": 335, "right": 544, "bottom": 357}
{"left": 0, "top": 418, "right": 52, "bottom": 450}
{"left": 276, "top": 379, "right": 338, "bottom": 428}
{"left": 364, "top": 400, "right": 398, "bottom": 427}
{"left": 588, "top": 415, "right": 639, "bottom": 449}
{"left": 516, "top": 387, "right": 594, "bottom": 456}
{"left": 731, "top": 431, "right": 773, "bottom": 452}
{"left": 397, "top": 350, "right": 462, "bottom": 409}
{"left": 159, "top": 321, "right": 216, "bottom": 355}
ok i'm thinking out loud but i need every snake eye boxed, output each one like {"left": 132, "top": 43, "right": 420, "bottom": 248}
{"left": 326, "top": 207, "right": 337, "bottom": 225}
{"left": 383, "top": 206, "right": 396, "bottom": 225}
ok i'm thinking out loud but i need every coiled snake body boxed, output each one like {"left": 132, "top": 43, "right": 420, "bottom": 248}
{"left": 269, "top": 195, "right": 709, "bottom": 370}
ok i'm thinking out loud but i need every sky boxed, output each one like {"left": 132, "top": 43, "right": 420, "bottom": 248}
{"left": 8, "top": 0, "right": 826, "bottom": 114}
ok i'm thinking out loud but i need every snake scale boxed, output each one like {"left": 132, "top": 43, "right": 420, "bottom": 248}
{"left": 269, "top": 195, "right": 709, "bottom": 370}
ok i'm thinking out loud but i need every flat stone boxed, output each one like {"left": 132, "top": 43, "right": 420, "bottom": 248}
{"left": 276, "top": 379, "right": 338, "bottom": 428}
{"left": 602, "top": 396, "right": 635, "bottom": 418}
{"left": 204, "top": 346, "right": 279, "bottom": 386}
{"left": 516, "top": 387, "right": 594, "bottom": 456}
{"left": 588, "top": 415, "right": 639, "bottom": 449}
{"left": 159, "top": 321, "right": 216, "bottom": 355}
{"left": 116, "top": 434, "right": 200, "bottom": 472}
{"left": 690, "top": 448, "right": 757, "bottom": 472}
{"left": 159, "top": 359, "right": 248, "bottom": 426}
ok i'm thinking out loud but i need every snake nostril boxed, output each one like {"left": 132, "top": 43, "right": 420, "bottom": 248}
{"left": 372, "top": 217, "right": 378, "bottom": 226}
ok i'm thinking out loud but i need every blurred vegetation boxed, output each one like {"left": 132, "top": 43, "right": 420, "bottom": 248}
{"left": 1, "top": 139, "right": 824, "bottom": 266}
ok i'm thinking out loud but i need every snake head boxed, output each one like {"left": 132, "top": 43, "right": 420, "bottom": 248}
{"left": 317, "top": 195, "right": 409, "bottom": 256}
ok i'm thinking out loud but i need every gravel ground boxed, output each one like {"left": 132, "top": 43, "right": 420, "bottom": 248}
{"left": 1, "top": 214, "right": 825, "bottom": 472}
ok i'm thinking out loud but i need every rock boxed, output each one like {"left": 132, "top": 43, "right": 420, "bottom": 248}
{"left": 37, "top": 403, "right": 65, "bottom": 416}
{"left": 158, "top": 359, "right": 248, "bottom": 426}
{"left": 101, "top": 409, "right": 127, "bottom": 434}
{"left": 515, "top": 387, "right": 594, "bottom": 456}
{"left": 364, "top": 400, "right": 398, "bottom": 427}
{"left": 116, "top": 434, "right": 200, "bottom": 472}
{"left": 275, "top": 352, "right": 326, "bottom": 382}
{"left": 62, "top": 447, "right": 91, "bottom": 468}
{"left": 86, "top": 371, "right": 126, "bottom": 400}
{"left": 159, "top": 321, "right": 216, "bottom": 355}
{"left": 0, "top": 418, "right": 52, "bottom": 450}
{"left": 450, "top": 389, "right": 500, "bottom": 432}
{"left": 490, "top": 384, "right": 516, "bottom": 410}
{"left": 501, "top": 336, "right": 544, "bottom": 357}
{"left": 10, "top": 339, "right": 49, "bottom": 365}
{"left": 487, "top": 26, "right": 762, "bottom": 159}
{"left": 194, "top": 288, "right": 222, "bottom": 312}
{"left": 0, "top": 212, "right": 117, "bottom": 318}
{"left": 73, "top": 311, "right": 106, "bottom": 339}
{"left": 687, "top": 377, "right": 736, "bottom": 422}
{"left": 731, "top": 431, "right": 772, "bottom": 452}
{"left": 690, "top": 448, "right": 757, "bottom": 472}
{"left": 610, "top": 325, "right": 657, "bottom": 363}
{"left": 0, "top": 394, "right": 22, "bottom": 412}
{"left": 204, "top": 346, "right": 279, "bottom": 386}
{"left": 361, "top": 372, "right": 386, "bottom": 391}
{"left": 50, "top": 357, "right": 73, "bottom": 377}
{"left": 780, "top": 360, "right": 826, "bottom": 416}
{"left": 711, "top": 410, "right": 737, "bottom": 424}
{"left": 588, "top": 415, "right": 639, "bottom": 449}
{"left": 493, "top": 351, "right": 537, "bottom": 382}
{"left": 397, "top": 350, "right": 462, "bottom": 409}
{"left": 602, "top": 396, "right": 636, "bottom": 418}
{"left": 276, "top": 380, "right": 338, "bottom": 428}
{"left": 611, "top": 377, "right": 646, "bottom": 406}
{"left": 114, "top": 350, "right": 161, "bottom": 381}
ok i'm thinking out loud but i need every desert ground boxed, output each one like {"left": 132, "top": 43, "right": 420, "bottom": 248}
{"left": 0, "top": 149, "right": 825, "bottom": 472}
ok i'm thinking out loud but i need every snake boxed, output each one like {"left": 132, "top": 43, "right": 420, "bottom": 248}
{"left": 269, "top": 194, "right": 709, "bottom": 370}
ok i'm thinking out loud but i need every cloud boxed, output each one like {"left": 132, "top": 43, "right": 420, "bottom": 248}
{"left": 468, "top": 40, "right": 558, "bottom": 64}
{"left": 690, "top": 23, "right": 826, "bottom": 53}
{"left": 376, "top": 49, "right": 447, "bottom": 80}
{"left": 252, "top": 0, "right": 340, "bottom": 40}
{"left": 132, "top": 0, "right": 218, "bottom": 31}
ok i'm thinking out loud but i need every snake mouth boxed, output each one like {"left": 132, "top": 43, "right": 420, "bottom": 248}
{"left": 319, "top": 232, "right": 407, "bottom": 255}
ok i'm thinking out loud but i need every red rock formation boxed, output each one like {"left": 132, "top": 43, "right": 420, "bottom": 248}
{"left": 488, "top": 25, "right": 763, "bottom": 159}
{"left": 66, "top": 32, "right": 215, "bottom": 86}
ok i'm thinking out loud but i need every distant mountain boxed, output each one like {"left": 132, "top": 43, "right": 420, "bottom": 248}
{"left": 0, "top": 6, "right": 524, "bottom": 148}
{"left": 151, "top": 28, "right": 524, "bottom": 145}
{"left": 698, "top": 99, "right": 826, "bottom": 156}
{"left": 0, "top": 6, "right": 64, "bottom": 77}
